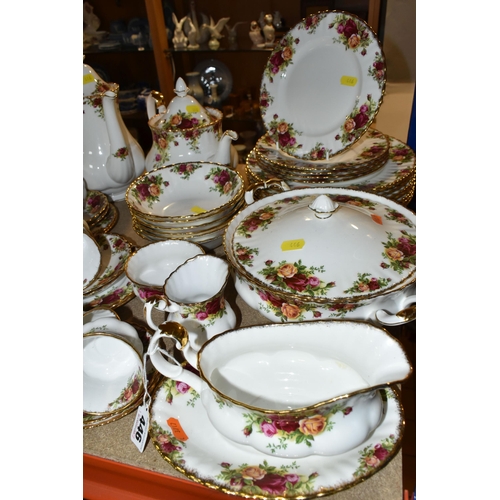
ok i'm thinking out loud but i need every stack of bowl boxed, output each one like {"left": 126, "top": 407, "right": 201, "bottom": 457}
{"left": 82, "top": 225, "right": 135, "bottom": 311}
{"left": 126, "top": 161, "right": 245, "bottom": 250}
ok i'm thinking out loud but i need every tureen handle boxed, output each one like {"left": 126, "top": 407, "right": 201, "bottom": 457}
{"left": 375, "top": 295, "right": 416, "bottom": 326}
{"left": 245, "top": 179, "right": 290, "bottom": 204}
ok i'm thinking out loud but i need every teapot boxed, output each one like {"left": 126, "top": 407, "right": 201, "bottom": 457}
{"left": 144, "top": 77, "right": 237, "bottom": 172}
{"left": 83, "top": 62, "right": 145, "bottom": 201}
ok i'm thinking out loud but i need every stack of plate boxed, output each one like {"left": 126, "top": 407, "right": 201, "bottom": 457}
{"left": 126, "top": 161, "right": 245, "bottom": 250}
{"left": 83, "top": 189, "right": 119, "bottom": 235}
{"left": 246, "top": 133, "right": 416, "bottom": 206}
{"left": 255, "top": 10, "right": 415, "bottom": 207}
{"left": 83, "top": 231, "right": 135, "bottom": 311}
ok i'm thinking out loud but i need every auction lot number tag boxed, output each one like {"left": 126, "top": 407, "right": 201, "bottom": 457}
{"left": 131, "top": 405, "right": 150, "bottom": 453}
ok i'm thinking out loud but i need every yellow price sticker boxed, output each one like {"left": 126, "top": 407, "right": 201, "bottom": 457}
{"left": 191, "top": 206, "right": 206, "bottom": 214}
{"left": 186, "top": 104, "right": 200, "bottom": 113}
{"left": 340, "top": 75, "right": 358, "bottom": 87}
{"left": 281, "top": 239, "right": 305, "bottom": 251}
{"left": 83, "top": 74, "right": 95, "bottom": 85}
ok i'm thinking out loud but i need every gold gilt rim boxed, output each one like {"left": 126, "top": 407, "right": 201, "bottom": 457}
{"left": 84, "top": 190, "right": 110, "bottom": 225}
{"left": 83, "top": 305, "right": 120, "bottom": 321}
{"left": 131, "top": 196, "right": 245, "bottom": 232}
{"left": 132, "top": 221, "right": 224, "bottom": 245}
{"left": 148, "top": 106, "right": 223, "bottom": 132}
{"left": 255, "top": 152, "right": 389, "bottom": 183}
{"left": 255, "top": 132, "right": 390, "bottom": 173}
{"left": 83, "top": 371, "right": 163, "bottom": 429}
{"left": 83, "top": 278, "right": 135, "bottom": 311}
{"left": 125, "top": 162, "right": 245, "bottom": 223}
{"left": 82, "top": 331, "right": 145, "bottom": 416}
{"left": 124, "top": 240, "right": 206, "bottom": 288}
{"left": 225, "top": 190, "right": 416, "bottom": 305}
{"left": 197, "top": 319, "right": 412, "bottom": 414}
{"left": 89, "top": 202, "right": 118, "bottom": 234}
{"left": 150, "top": 377, "right": 405, "bottom": 499}
{"left": 83, "top": 233, "right": 134, "bottom": 297}
{"left": 132, "top": 216, "right": 229, "bottom": 239}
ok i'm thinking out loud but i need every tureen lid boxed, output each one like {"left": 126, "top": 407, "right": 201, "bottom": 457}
{"left": 226, "top": 187, "right": 416, "bottom": 303}
{"left": 152, "top": 77, "right": 211, "bottom": 129}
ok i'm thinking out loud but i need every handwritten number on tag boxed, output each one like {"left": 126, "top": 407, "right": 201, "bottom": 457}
{"left": 131, "top": 405, "right": 150, "bottom": 452}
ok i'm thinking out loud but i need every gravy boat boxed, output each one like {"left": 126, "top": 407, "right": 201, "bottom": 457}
{"left": 147, "top": 319, "right": 412, "bottom": 458}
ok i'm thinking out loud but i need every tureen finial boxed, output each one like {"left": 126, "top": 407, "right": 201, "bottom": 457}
{"left": 308, "top": 195, "right": 339, "bottom": 219}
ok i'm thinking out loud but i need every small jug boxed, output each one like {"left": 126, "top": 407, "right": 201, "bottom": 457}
{"left": 144, "top": 254, "right": 236, "bottom": 353}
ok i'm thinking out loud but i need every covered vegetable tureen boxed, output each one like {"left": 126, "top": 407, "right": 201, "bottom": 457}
{"left": 224, "top": 187, "right": 416, "bottom": 325}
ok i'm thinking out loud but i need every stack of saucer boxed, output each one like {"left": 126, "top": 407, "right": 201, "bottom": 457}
{"left": 83, "top": 189, "right": 119, "bottom": 235}
{"left": 126, "top": 161, "right": 245, "bottom": 250}
{"left": 83, "top": 229, "right": 135, "bottom": 311}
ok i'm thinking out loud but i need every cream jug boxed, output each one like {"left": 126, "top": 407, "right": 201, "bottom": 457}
{"left": 83, "top": 61, "right": 145, "bottom": 201}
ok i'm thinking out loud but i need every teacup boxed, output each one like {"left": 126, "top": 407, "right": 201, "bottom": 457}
{"left": 125, "top": 239, "right": 205, "bottom": 302}
{"left": 83, "top": 331, "right": 144, "bottom": 415}
{"left": 147, "top": 319, "right": 412, "bottom": 458}
{"left": 144, "top": 254, "right": 236, "bottom": 352}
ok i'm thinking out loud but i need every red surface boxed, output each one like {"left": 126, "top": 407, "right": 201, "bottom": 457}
{"left": 83, "top": 454, "right": 230, "bottom": 500}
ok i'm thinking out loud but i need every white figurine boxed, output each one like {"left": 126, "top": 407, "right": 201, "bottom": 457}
{"left": 185, "top": 17, "right": 199, "bottom": 50}
{"left": 262, "top": 13, "right": 275, "bottom": 47}
{"left": 225, "top": 21, "right": 246, "bottom": 49}
{"left": 249, "top": 20, "right": 265, "bottom": 48}
{"left": 172, "top": 13, "right": 188, "bottom": 49}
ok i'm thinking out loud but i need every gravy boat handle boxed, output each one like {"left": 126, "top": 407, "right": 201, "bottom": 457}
{"left": 147, "top": 322, "right": 203, "bottom": 393}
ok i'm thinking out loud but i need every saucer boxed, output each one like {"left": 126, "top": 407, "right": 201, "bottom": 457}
{"left": 84, "top": 190, "right": 109, "bottom": 225}
{"left": 150, "top": 379, "right": 404, "bottom": 498}
{"left": 90, "top": 202, "right": 118, "bottom": 234}
{"left": 83, "top": 272, "right": 135, "bottom": 311}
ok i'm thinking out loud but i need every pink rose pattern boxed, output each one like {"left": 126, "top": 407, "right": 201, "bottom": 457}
{"left": 150, "top": 420, "right": 185, "bottom": 460}
{"left": 381, "top": 231, "right": 416, "bottom": 274}
{"left": 177, "top": 291, "right": 228, "bottom": 329}
{"left": 344, "top": 272, "right": 392, "bottom": 295}
{"left": 86, "top": 281, "right": 134, "bottom": 310}
{"left": 205, "top": 166, "right": 239, "bottom": 197}
{"left": 217, "top": 461, "right": 318, "bottom": 496}
{"left": 354, "top": 434, "right": 397, "bottom": 477}
{"left": 336, "top": 95, "right": 379, "bottom": 146}
{"left": 107, "top": 372, "right": 142, "bottom": 411}
{"left": 83, "top": 81, "right": 112, "bottom": 119}
{"left": 130, "top": 173, "right": 169, "bottom": 210}
{"left": 161, "top": 378, "right": 199, "bottom": 408}
{"left": 240, "top": 403, "right": 351, "bottom": 454}
{"left": 112, "top": 146, "right": 129, "bottom": 160}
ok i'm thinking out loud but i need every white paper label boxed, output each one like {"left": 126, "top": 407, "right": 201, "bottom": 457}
{"left": 130, "top": 405, "right": 150, "bottom": 453}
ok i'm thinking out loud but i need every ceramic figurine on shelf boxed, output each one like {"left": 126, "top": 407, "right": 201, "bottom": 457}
{"left": 184, "top": 0, "right": 211, "bottom": 46}
{"left": 204, "top": 16, "right": 230, "bottom": 50}
{"left": 262, "top": 13, "right": 275, "bottom": 47}
{"left": 172, "top": 13, "right": 188, "bottom": 49}
{"left": 248, "top": 20, "right": 265, "bottom": 48}
{"left": 225, "top": 21, "right": 246, "bottom": 49}
{"left": 185, "top": 17, "right": 199, "bottom": 50}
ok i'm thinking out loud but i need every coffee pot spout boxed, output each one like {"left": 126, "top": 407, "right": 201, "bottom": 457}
{"left": 102, "top": 88, "right": 136, "bottom": 184}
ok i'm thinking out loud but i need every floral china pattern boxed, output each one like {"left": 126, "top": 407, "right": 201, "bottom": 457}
{"left": 344, "top": 273, "right": 392, "bottom": 295}
{"left": 263, "top": 33, "right": 299, "bottom": 83}
{"left": 216, "top": 460, "right": 318, "bottom": 496}
{"left": 367, "top": 52, "right": 386, "bottom": 90}
{"left": 130, "top": 173, "right": 168, "bottom": 209}
{"left": 354, "top": 434, "right": 397, "bottom": 477}
{"left": 84, "top": 190, "right": 106, "bottom": 218}
{"left": 83, "top": 80, "right": 112, "bottom": 119}
{"left": 150, "top": 114, "right": 216, "bottom": 167}
{"left": 257, "top": 259, "right": 335, "bottom": 297}
{"left": 234, "top": 242, "right": 259, "bottom": 267}
{"left": 330, "top": 13, "right": 374, "bottom": 54}
{"left": 236, "top": 205, "right": 282, "bottom": 238}
{"left": 161, "top": 378, "right": 199, "bottom": 407}
{"left": 86, "top": 280, "right": 134, "bottom": 310}
{"left": 336, "top": 95, "right": 379, "bottom": 147}
{"left": 384, "top": 209, "right": 415, "bottom": 228}
{"left": 381, "top": 231, "right": 416, "bottom": 274}
{"left": 242, "top": 278, "right": 364, "bottom": 322}
{"left": 206, "top": 166, "right": 239, "bottom": 197}
{"left": 297, "top": 12, "right": 328, "bottom": 34}
{"left": 300, "top": 142, "right": 335, "bottom": 161}
{"left": 91, "top": 234, "right": 130, "bottom": 288}
{"left": 177, "top": 293, "right": 229, "bottom": 329}
{"left": 150, "top": 420, "right": 186, "bottom": 461}
{"left": 107, "top": 372, "right": 142, "bottom": 411}
{"left": 240, "top": 404, "right": 352, "bottom": 455}
{"left": 265, "top": 114, "right": 302, "bottom": 155}
{"left": 112, "top": 147, "right": 129, "bottom": 160}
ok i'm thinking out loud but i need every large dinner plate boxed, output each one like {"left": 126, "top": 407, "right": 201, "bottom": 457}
{"left": 260, "top": 11, "right": 386, "bottom": 160}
